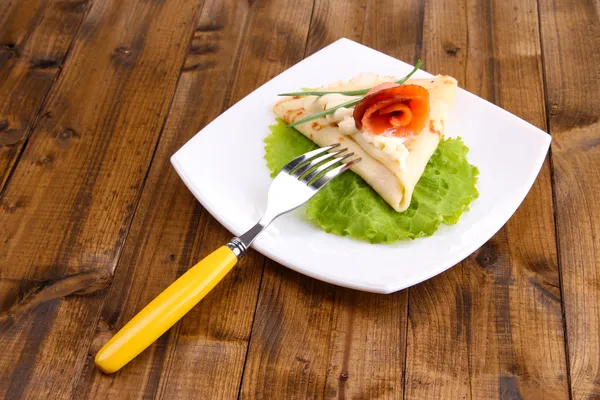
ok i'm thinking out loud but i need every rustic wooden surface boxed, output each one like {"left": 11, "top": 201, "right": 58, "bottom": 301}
{"left": 0, "top": 0, "right": 597, "bottom": 398}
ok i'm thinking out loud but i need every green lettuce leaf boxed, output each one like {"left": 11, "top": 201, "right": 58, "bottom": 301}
{"left": 264, "top": 119, "right": 479, "bottom": 243}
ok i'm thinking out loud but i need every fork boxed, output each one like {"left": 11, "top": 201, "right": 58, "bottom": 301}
{"left": 95, "top": 144, "right": 360, "bottom": 373}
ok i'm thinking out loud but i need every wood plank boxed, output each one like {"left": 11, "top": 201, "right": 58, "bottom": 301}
{"left": 402, "top": 3, "right": 476, "bottom": 397}
{"left": 322, "top": 3, "right": 424, "bottom": 398}
{"left": 321, "top": 288, "right": 407, "bottom": 399}
{"left": 405, "top": 1, "right": 482, "bottom": 399}
{"left": 73, "top": 1, "right": 264, "bottom": 398}
{"left": 304, "top": 0, "right": 366, "bottom": 57}
{"left": 240, "top": 1, "right": 423, "bottom": 398}
{"left": 538, "top": 0, "right": 600, "bottom": 398}
{"left": 404, "top": 0, "right": 569, "bottom": 398}
{"left": 227, "top": 0, "right": 315, "bottom": 107}
{"left": 241, "top": 267, "right": 337, "bottom": 399}
{"left": 0, "top": 0, "right": 90, "bottom": 190}
{"left": 0, "top": 0, "right": 204, "bottom": 397}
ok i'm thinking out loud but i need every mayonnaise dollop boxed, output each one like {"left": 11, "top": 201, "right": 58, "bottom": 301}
{"left": 304, "top": 93, "right": 360, "bottom": 135}
{"left": 360, "top": 131, "right": 410, "bottom": 171}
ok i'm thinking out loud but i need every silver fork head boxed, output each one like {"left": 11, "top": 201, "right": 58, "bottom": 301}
{"left": 232, "top": 145, "right": 360, "bottom": 256}
{"left": 264, "top": 144, "right": 361, "bottom": 220}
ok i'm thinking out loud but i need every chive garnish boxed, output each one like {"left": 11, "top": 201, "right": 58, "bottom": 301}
{"left": 287, "top": 98, "right": 361, "bottom": 128}
{"left": 284, "top": 60, "right": 423, "bottom": 128}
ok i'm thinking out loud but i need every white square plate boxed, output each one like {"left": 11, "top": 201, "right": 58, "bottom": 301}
{"left": 171, "top": 38, "right": 550, "bottom": 294}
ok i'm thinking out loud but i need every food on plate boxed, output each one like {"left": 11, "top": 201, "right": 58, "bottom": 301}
{"left": 265, "top": 120, "right": 478, "bottom": 243}
{"left": 266, "top": 64, "right": 479, "bottom": 243}
{"left": 274, "top": 66, "right": 458, "bottom": 212}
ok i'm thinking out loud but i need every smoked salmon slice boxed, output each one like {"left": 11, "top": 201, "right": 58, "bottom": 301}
{"left": 353, "top": 84, "right": 430, "bottom": 137}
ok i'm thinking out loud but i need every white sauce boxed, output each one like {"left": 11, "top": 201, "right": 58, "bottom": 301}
{"left": 360, "top": 131, "right": 410, "bottom": 171}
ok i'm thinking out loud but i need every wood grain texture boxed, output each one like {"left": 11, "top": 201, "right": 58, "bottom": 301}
{"left": 241, "top": 267, "right": 337, "bottom": 399}
{"left": 304, "top": 0, "right": 366, "bottom": 57}
{"left": 0, "top": 0, "right": 89, "bottom": 191}
{"left": 403, "top": 0, "right": 569, "bottom": 399}
{"left": 322, "top": 288, "right": 407, "bottom": 399}
{"left": 73, "top": 1, "right": 263, "bottom": 398}
{"left": 227, "top": 0, "right": 315, "bottom": 106}
{"left": 0, "top": 0, "right": 592, "bottom": 397}
{"left": 539, "top": 0, "right": 600, "bottom": 398}
{"left": 0, "top": 0, "right": 203, "bottom": 397}
{"left": 402, "top": 2, "right": 476, "bottom": 398}
{"left": 241, "top": 1, "right": 422, "bottom": 398}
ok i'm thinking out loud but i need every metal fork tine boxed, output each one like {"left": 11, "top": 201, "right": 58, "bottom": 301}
{"left": 291, "top": 148, "right": 347, "bottom": 177}
{"left": 301, "top": 152, "right": 354, "bottom": 183}
{"left": 281, "top": 144, "right": 340, "bottom": 173}
{"left": 310, "top": 158, "right": 362, "bottom": 189}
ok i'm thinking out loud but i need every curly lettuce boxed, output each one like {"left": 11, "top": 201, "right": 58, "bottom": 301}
{"left": 264, "top": 119, "right": 479, "bottom": 243}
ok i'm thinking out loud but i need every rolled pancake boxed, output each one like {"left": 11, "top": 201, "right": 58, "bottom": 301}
{"left": 273, "top": 75, "right": 457, "bottom": 212}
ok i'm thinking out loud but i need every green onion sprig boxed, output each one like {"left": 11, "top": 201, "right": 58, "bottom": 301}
{"left": 287, "top": 98, "right": 362, "bottom": 128}
{"left": 283, "top": 60, "right": 422, "bottom": 128}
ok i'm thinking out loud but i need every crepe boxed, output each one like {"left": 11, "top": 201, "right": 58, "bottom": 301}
{"left": 273, "top": 73, "right": 457, "bottom": 212}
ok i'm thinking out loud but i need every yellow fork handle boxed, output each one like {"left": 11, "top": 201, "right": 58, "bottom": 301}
{"left": 95, "top": 246, "right": 238, "bottom": 374}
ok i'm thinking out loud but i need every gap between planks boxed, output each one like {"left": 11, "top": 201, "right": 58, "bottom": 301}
{"left": 534, "top": 0, "right": 573, "bottom": 396}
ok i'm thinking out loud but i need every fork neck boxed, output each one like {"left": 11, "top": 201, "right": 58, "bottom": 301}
{"left": 226, "top": 209, "right": 279, "bottom": 259}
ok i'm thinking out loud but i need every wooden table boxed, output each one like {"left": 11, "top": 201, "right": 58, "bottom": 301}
{"left": 1, "top": 0, "right": 598, "bottom": 398}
